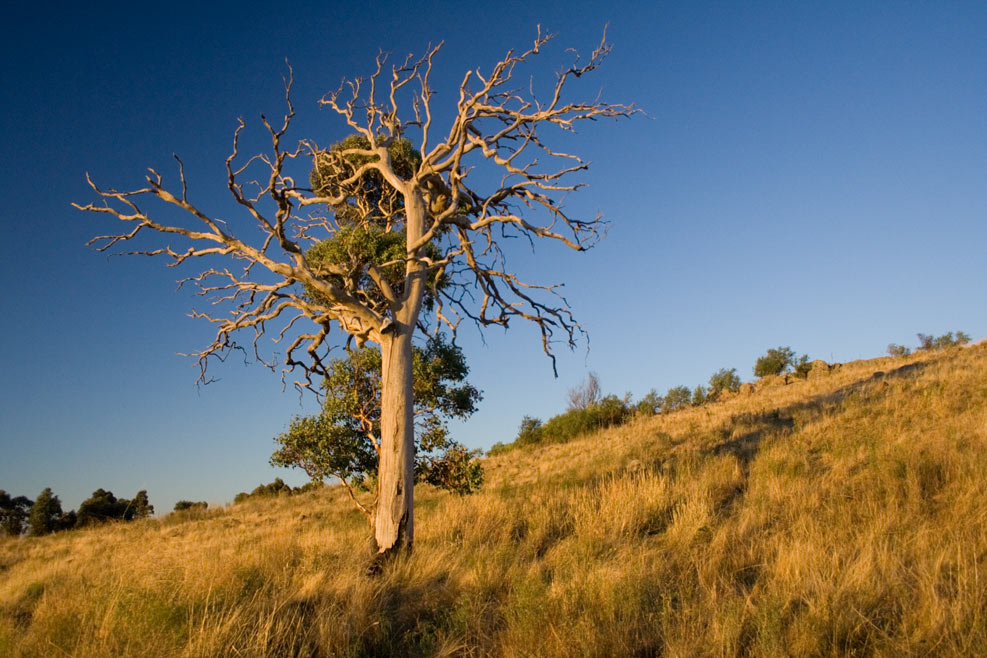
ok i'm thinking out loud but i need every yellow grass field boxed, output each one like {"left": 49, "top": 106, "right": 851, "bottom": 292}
{"left": 3, "top": 343, "right": 987, "bottom": 657}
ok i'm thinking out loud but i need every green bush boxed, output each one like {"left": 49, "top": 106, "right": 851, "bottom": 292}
{"left": 754, "top": 346, "right": 812, "bottom": 379}
{"left": 793, "top": 355, "right": 812, "bottom": 380}
{"left": 691, "top": 385, "right": 709, "bottom": 406}
{"left": 754, "top": 347, "right": 795, "bottom": 378}
{"left": 76, "top": 489, "right": 134, "bottom": 527}
{"left": 917, "top": 331, "right": 971, "bottom": 351}
{"left": 515, "top": 416, "right": 544, "bottom": 447}
{"left": 487, "top": 442, "right": 509, "bottom": 456}
{"left": 506, "top": 395, "right": 632, "bottom": 449}
{"left": 0, "top": 490, "right": 33, "bottom": 536}
{"left": 634, "top": 389, "right": 663, "bottom": 416}
{"left": 420, "top": 443, "right": 484, "bottom": 495}
{"left": 173, "top": 501, "right": 208, "bottom": 512}
{"left": 708, "top": 368, "right": 741, "bottom": 394}
{"left": 27, "top": 488, "right": 63, "bottom": 536}
{"left": 540, "top": 407, "right": 601, "bottom": 443}
{"left": 663, "top": 386, "right": 692, "bottom": 412}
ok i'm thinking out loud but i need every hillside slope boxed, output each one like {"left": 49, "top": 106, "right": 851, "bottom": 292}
{"left": 2, "top": 344, "right": 987, "bottom": 657}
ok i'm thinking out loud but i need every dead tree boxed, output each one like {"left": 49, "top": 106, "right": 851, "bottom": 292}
{"left": 76, "top": 29, "right": 636, "bottom": 557}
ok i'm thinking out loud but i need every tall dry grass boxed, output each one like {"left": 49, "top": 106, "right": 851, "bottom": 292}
{"left": 2, "top": 343, "right": 987, "bottom": 657}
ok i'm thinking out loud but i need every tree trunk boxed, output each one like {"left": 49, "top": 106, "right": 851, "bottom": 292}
{"left": 373, "top": 190, "right": 428, "bottom": 556}
{"left": 374, "top": 329, "right": 416, "bottom": 554}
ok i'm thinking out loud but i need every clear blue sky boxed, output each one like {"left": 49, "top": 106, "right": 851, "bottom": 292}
{"left": 1, "top": 1, "right": 984, "bottom": 514}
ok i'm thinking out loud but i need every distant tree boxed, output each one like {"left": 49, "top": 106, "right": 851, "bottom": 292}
{"left": 567, "top": 372, "right": 602, "bottom": 410}
{"left": 28, "top": 488, "right": 63, "bottom": 536}
{"left": 708, "top": 368, "right": 741, "bottom": 394}
{"left": 635, "top": 389, "right": 663, "bottom": 416}
{"left": 173, "top": 501, "right": 208, "bottom": 512}
{"left": 595, "top": 394, "right": 632, "bottom": 427}
{"left": 234, "top": 478, "right": 307, "bottom": 503}
{"left": 754, "top": 347, "right": 796, "bottom": 378}
{"left": 792, "top": 355, "right": 812, "bottom": 380}
{"left": 132, "top": 490, "right": 154, "bottom": 519}
{"left": 76, "top": 489, "right": 133, "bottom": 526}
{"left": 272, "top": 335, "right": 483, "bottom": 522}
{"left": 691, "top": 385, "right": 709, "bottom": 406}
{"left": 253, "top": 478, "right": 293, "bottom": 497}
{"left": 919, "top": 331, "right": 971, "bottom": 352}
{"left": 664, "top": 386, "right": 692, "bottom": 412}
{"left": 0, "top": 490, "right": 33, "bottom": 536}
{"left": 514, "top": 416, "right": 544, "bottom": 446}
{"left": 58, "top": 511, "right": 77, "bottom": 531}
{"left": 887, "top": 343, "right": 911, "bottom": 358}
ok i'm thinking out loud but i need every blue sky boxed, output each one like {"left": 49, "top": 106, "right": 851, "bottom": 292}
{"left": 1, "top": 1, "right": 984, "bottom": 514}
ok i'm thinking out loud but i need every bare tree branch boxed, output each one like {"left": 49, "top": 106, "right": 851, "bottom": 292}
{"left": 77, "top": 28, "right": 635, "bottom": 391}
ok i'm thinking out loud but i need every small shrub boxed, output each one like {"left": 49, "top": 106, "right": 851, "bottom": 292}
{"left": 918, "top": 331, "right": 971, "bottom": 352}
{"left": 888, "top": 343, "right": 911, "bottom": 357}
{"left": 691, "top": 385, "right": 709, "bottom": 406}
{"left": 635, "top": 389, "right": 663, "bottom": 416}
{"left": 487, "top": 441, "right": 509, "bottom": 456}
{"left": 76, "top": 489, "right": 133, "bottom": 527}
{"left": 173, "top": 501, "right": 208, "bottom": 512}
{"left": 515, "top": 416, "right": 544, "bottom": 447}
{"left": 664, "top": 386, "right": 692, "bottom": 412}
{"left": 420, "top": 444, "right": 484, "bottom": 495}
{"left": 595, "top": 394, "right": 632, "bottom": 427}
{"left": 792, "top": 355, "right": 812, "bottom": 380}
{"left": 541, "top": 407, "right": 600, "bottom": 443}
{"left": 754, "top": 347, "right": 795, "bottom": 378}
{"left": 708, "top": 368, "right": 741, "bottom": 393}
{"left": 754, "top": 346, "right": 811, "bottom": 379}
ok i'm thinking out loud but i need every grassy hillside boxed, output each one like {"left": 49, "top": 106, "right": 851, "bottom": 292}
{"left": 3, "top": 343, "right": 987, "bottom": 657}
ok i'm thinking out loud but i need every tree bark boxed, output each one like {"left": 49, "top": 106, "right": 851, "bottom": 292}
{"left": 374, "top": 329, "right": 416, "bottom": 554}
{"left": 373, "top": 189, "right": 428, "bottom": 555}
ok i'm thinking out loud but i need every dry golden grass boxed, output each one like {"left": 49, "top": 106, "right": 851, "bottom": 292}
{"left": 3, "top": 343, "right": 987, "bottom": 657}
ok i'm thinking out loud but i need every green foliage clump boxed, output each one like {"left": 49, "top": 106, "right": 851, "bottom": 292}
{"left": 754, "top": 346, "right": 812, "bottom": 379}
{"left": 792, "top": 354, "right": 812, "bottom": 380}
{"left": 514, "top": 416, "right": 544, "bottom": 447}
{"left": 691, "top": 385, "right": 709, "bottom": 406}
{"left": 303, "top": 226, "right": 444, "bottom": 313}
{"left": 310, "top": 134, "right": 421, "bottom": 225}
{"left": 663, "top": 386, "right": 692, "bottom": 412}
{"left": 514, "top": 394, "right": 631, "bottom": 448}
{"left": 27, "top": 488, "right": 63, "bottom": 536}
{"left": 708, "top": 368, "right": 741, "bottom": 394}
{"left": 917, "top": 331, "right": 971, "bottom": 352}
{"left": 303, "top": 134, "right": 450, "bottom": 318}
{"left": 173, "top": 501, "right": 208, "bottom": 512}
{"left": 233, "top": 479, "right": 323, "bottom": 504}
{"left": 132, "top": 490, "right": 154, "bottom": 519}
{"left": 754, "top": 346, "right": 796, "bottom": 378}
{"left": 635, "top": 389, "right": 664, "bottom": 416}
{"left": 76, "top": 489, "right": 135, "bottom": 527}
{"left": 0, "top": 490, "right": 33, "bottom": 536}
{"left": 420, "top": 443, "right": 484, "bottom": 495}
{"left": 272, "top": 335, "right": 484, "bottom": 498}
